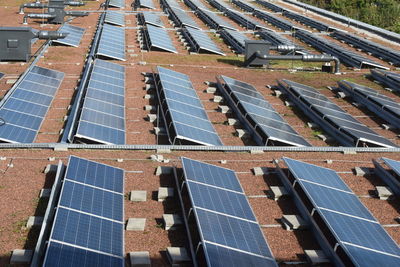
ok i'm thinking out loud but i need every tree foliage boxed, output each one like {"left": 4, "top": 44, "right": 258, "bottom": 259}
{"left": 300, "top": 0, "right": 400, "bottom": 33}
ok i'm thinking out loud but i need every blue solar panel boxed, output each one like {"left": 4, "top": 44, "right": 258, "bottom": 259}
{"left": 138, "top": 0, "right": 155, "bottom": 9}
{"left": 382, "top": 158, "right": 400, "bottom": 177}
{"left": 108, "top": 0, "right": 124, "bottom": 8}
{"left": 54, "top": 24, "right": 85, "bottom": 47}
{"left": 156, "top": 67, "right": 222, "bottom": 146}
{"left": 144, "top": 24, "right": 177, "bottom": 53}
{"left": 104, "top": 11, "right": 125, "bottom": 26}
{"left": 139, "top": 12, "right": 164, "bottom": 27}
{"left": 182, "top": 27, "right": 225, "bottom": 55}
{"left": 75, "top": 59, "right": 125, "bottom": 145}
{"left": 43, "top": 156, "right": 124, "bottom": 267}
{"left": 282, "top": 157, "right": 400, "bottom": 266}
{"left": 97, "top": 24, "right": 125, "bottom": 61}
{"left": 0, "top": 66, "right": 63, "bottom": 143}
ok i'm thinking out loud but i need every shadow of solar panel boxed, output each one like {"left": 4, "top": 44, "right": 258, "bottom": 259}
{"left": 53, "top": 24, "right": 85, "bottom": 47}
{"left": 143, "top": 24, "right": 177, "bottom": 53}
{"left": 138, "top": 0, "right": 155, "bottom": 9}
{"left": 370, "top": 69, "right": 400, "bottom": 92}
{"left": 75, "top": 59, "right": 125, "bottom": 145}
{"left": 43, "top": 156, "right": 125, "bottom": 267}
{"left": 218, "top": 28, "right": 248, "bottom": 54}
{"left": 338, "top": 80, "right": 400, "bottom": 128}
{"left": 218, "top": 76, "right": 310, "bottom": 146}
{"left": 278, "top": 79, "right": 396, "bottom": 148}
{"left": 280, "top": 157, "right": 400, "bottom": 267}
{"left": 155, "top": 67, "right": 222, "bottom": 146}
{"left": 139, "top": 12, "right": 164, "bottom": 27}
{"left": 295, "top": 30, "right": 389, "bottom": 69}
{"left": 179, "top": 157, "right": 277, "bottom": 267}
{"left": 108, "top": 0, "right": 125, "bottom": 8}
{"left": 105, "top": 11, "right": 125, "bottom": 26}
{"left": 0, "top": 66, "right": 63, "bottom": 143}
{"left": 97, "top": 24, "right": 125, "bottom": 61}
{"left": 181, "top": 27, "right": 225, "bottom": 55}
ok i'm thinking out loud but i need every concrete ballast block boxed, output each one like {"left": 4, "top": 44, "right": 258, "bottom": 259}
{"left": 236, "top": 129, "right": 249, "bottom": 138}
{"left": 304, "top": 250, "right": 330, "bottom": 265}
{"left": 39, "top": 188, "right": 51, "bottom": 198}
{"left": 147, "top": 114, "right": 157, "bottom": 122}
{"left": 354, "top": 167, "right": 369, "bottom": 177}
{"left": 376, "top": 186, "right": 393, "bottom": 200}
{"left": 213, "top": 95, "right": 223, "bottom": 103}
{"left": 158, "top": 187, "right": 174, "bottom": 202}
{"left": 270, "top": 186, "right": 288, "bottom": 201}
{"left": 130, "top": 191, "right": 147, "bottom": 202}
{"left": 155, "top": 166, "right": 173, "bottom": 176}
{"left": 252, "top": 167, "right": 268, "bottom": 176}
{"left": 218, "top": 105, "right": 231, "bottom": 114}
{"left": 166, "top": 247, "right": 191, "bottom": 265}
{"left": 227, "top": 118, "right": 239, "bottom": 126}
{"left": 206, "top": 87, "right": 216, "bottom": 93}
{"left": 10, "top": 249, "right": 33, "bottom": 264}
{"left": 43, "top": 164, "right": 58, "bottom": 174}
{"left": 281, "top": 215, "right": 308, "bottom": 231}
{"left": 163, "top": 214, "right": 183, "bottom": 230}
{"left": 129, "top": 251, "right": 151, "bottom": 267}
{"left": 26, "top": 216, "right": 44, "bottom": 228}
{"left": 126, "top": 218, "right": 146, "bottom": 231}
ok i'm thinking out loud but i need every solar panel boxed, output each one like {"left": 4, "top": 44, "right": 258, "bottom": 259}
{"left": 225, "top": 9, "right": 269, "bottom": 30}
{"left": 0, "top": 72, "right": 4, "bottom": 80}
{"left": 183, "top": 0, "right": 208, "bottom": 10}
{"left": 138, "top": 12, "right": 164, "bottom": 27}
{"left": 143, "top": 24, "right": 177, "bottom": 53}
{"left": 373, "top": 157, "right": 400, "bottom": 196}
{"left": 255, "top": 0, "right": 288, "bottom": 12}
{"left": 253, "top": 10, "right": 298, "bottom": 31}
{"left": 97, "top": 24, "right": 125, "bottom": 61}
{"left": 284, "top": 11, "right": 331, "bottom": 32}
{"left": 43, "top": 156, "right": 125, "bottom": 267}
{"left": 53, "top": 24, "right": 85, "bottom": 47}
{"left": 137, "top": 0, "right": 155, "bottom": 9}
{"left": 295, "top": 30, "right": 388, "bottom": 69}
{"left": 155, "top": 67, "right": 223, "bottom": 146}
{"left": 277, "top": 79, "right": 397, "bottom": 148}
{"left": 331, "top": 31, "right": 400, "bottom": 66}
{"left": 198, "top": 8, "right": 237, "bottom": 30}
{"left": 181, "top": 27, "right": 225, "bottom": 55}
{"left": 0, "top": 66, "right": 63, "bottom": 143}
{"left": 279, "top": 157, "right": 400, "bottom": 267}
{"left": 217, "top": 75, "right": 310, "bottom": 147}
{"left": 108, "top": 0, "right": 124, "bottom": 8}
{"left": 75, "top": 59, "right": 125, "bottom": 145}
{"left": 178, "top": 157, "right": 278, "bottom": 267}
{"left": 206, "top": 0, "right": 232, "bottom": 12}
{"left": 338, "top": 80, "right": 400, "bottom": 128}
{"left": 218, "top": 28, "right": 249, "bottom": 54}
{"left": 104, "top": 11, "right": 125, "bottom": 26}
{"left": 163, "top": 1, "right": 201, "bottom": 29}
{"left": 370, "top": 69, "right": 400, "bottom": 93}
{"left": 232, "top": 0, "right": 256, "bottom": 12}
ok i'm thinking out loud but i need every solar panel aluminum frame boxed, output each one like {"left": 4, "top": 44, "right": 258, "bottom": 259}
{"left": 142, "top": 25, "right": 178, "bottom": 53}
{"left": 96, "top": 24, "right": 126, "bottom": 61}
{"left": 216, "top": 76, "right": 310, "bottom": 147}
{"left": 218, "top": 28, "right": 246, "bottom": 54}
{"left": 31, "top": 160, "right": 65, "bottom": 267}
{"left": 277, "top": 80, "right": 396, "bottom": 148}
{"left": 373, "top": 158, "right": 400, "bottom": 196}
{"left": 42, "top": 156, "right": 125, "bottom": 266}
{"left": 337, "top": 80, "right": 400, "bottom": 129}
{"left": 276, "top": 158, "right": 400, "bottom": 267}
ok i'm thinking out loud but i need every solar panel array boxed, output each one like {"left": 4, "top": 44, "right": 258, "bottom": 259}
{"left": 283, "top": 11, "right": 331, "bottom": 32}
{"left": 74, "top": 59, "right": 126, "bottom": 145}
{"left": 217, "top": 76, "right": 310, "bottom": 147}
{"left": 104, "top": 11, "right": 125, "bottom": 26}
{"left": 218, "top": 28, "right": 249, "bottom": 54}
{"left": 253, "top": 10, "right": 297, "bottom": 31}
{"left": 232, "top": 0, "right": 257, "bottom": 12}
{"left": 154, "top": 67, "right": 223, "bottom": 146}
{"left": 331, "top": 31, "right": 400, "bottom": 66}
{"left": 279, "top": 157, "right": 400, "bottom": 267}
{"left": 183, "top": 0, "right": 207, "bottom": 10}
{"left": 295, "top": 30, "right": 388, "bottom": 69}
{"left": 181, "top": 27, "right": 225, "bottom": 55}
{"left": 143, "top": 24, "right": 177, "bottom": 53}
{"left": 138, "top": 12, "right": 164, "bottom": 27}
{"left": 255, "top": 0, "right": 287, "bottom": 13}
{"left": 225, "top": 9, "right": 269, "bottom": 30}
{"left": 206, "top": 0, "right": 232, "bottom": 12}
{"left": 178, "top": 157, "right": 278, "bottom": 267}
{"left": 136, "top": 0, "right": 155, "bottom": 9}
{"left": 277, "top": 79, "right": 397, "bottom": 148}
{"left": 161, "top": 0, "right": 200, "bottom": 29}
{"left": 0, "top": 66, "right": 64, "bottom": 143}
{"left": 373, "top": 157, "right": 400, "bottom": 196}
{"left": 108, "top": 0, "right": 125, "bottom": 8}
{"left": 370, "top": 69, "right": 400, "bottom": 92}
{"left": 43, "top": 156, "right": 124, "bottom": 267}
{"left": 97, "top": 24, "right": 126, "bottom": 61}
{"left": 53, "top": 24, "right": 85, "bottom": 47}
{"left": 337, "top": 80, "right": 400, "bottom": 128}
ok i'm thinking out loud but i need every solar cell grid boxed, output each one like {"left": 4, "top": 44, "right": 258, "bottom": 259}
{"left": 104, "top": 11, "right": 125, "bottom": 26}
{"left": 108, "top": 0, "right": 125, "bottom": 8}
{"left": 138, "top": 0, "right": 155, "bottom": 9}
{"left": 97, "top": 24, "right": 125, "bottom": 61}
{"left": 370, "top": 69, "right": 400, "bottom": 92}
{"left": 198, "top": 9, "right": 237, "bottom": 30}
{"left": 144, "top": 24, "right": 177, "bottom": 53}
{"left": 53, "top": 24, "right": 85, "bottom": 47}
{"left": 182, "top": 27, "right": 225, "bottom": 55}
{"left": 139, "top": 12, "right": 164, "bottom": 27}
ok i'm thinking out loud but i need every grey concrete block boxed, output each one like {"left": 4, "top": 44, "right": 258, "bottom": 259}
{"left": 150, "top": 154, "right": 164, "bottom": 162}
{"left": 147, "top": 114, "right": 157, "bottom": 122}
{"left": 307, "top": 122, "right": 318, "bottom": 129}
{"left": 354, "top": 167, "right": 369, "bottom": 176}
{"left": 252, "top": 167, "right": 268, "bottom": 176}
{"left": 156, "top": 148, "right": 171, "bottom": 154}
{"left": 166, "top": 247, "right": 191, "bottom": 265}
{"left": 163, "top": 214, "right": 183, "bottom": 230}
{"left": 130, "top": 191, "right": 147, "bottom": 202}
{"left": 126, "top": 218, "right": 146, "bottom": 231}
{"left": 325, "top": 159, "right": 333, "bottom": 164}
{"left": 382, "top": 124, "right": 396, "bottom": 130}
{"left": 155, "top": 166, "right": 173, "bottom": 176}
{"left": 317, "top": 134, "right": 333, "bottom": 142}
{"left": 158, "top": 187, "right": 174, "bottom": 202}
{"left": 281, "top": 215, "right": 307, "bottom": 231}
{"left": 39, "top": 188, "right": 51, "bottom": 198}
{"left": 144, "top": 94, "right": 154, "bottom": 100}
{"left": 10, "top": 249, "right": 33, "bottom": 264}
{"left": 206, "top": 87, "right": 216, "bottom": 93}
{"left": 144, "top": 105, "right": 156, "bottom": 112}
{"left": 270, "top": 186, "right": 288, "bottom": 201}
{"left": 227, "top": 118, "right": 239, "bottom": 126}
{"left": 129, "top": 251, "right": 151, "bottom": 267}
{"left": 218, "top": 105, "right": 231, "bottom": 114}
{"left": 337, "top": 91, "right": 347, "bottom": 98}
{"left": 43, "top": 164, "right": 58, "bottom": 174}
{"left": 284, "top": 100, "right": 293, "bottom": 107}
{"left": 236, "top": 129, "right": 249, "bottom": 138}
{"left": 6, "top": 79, "right": 17, "bottom": 84}
{"left": 153, "top": 127, "right": 166, "bottom": 135}
{"left": 273, "top": 89, "right": 282, "bottom": 97}
{"left": 53, "top": 144, "right": 68, "bottom": 151}
{"left": 213, "top": 95, "right": 223, "bottom": 103}
{"left": 250, "top": 149, "right": 264, "bottom": 154}
{"left": 376, "top": 186, "right": 393, "bottom": 200}
{"left": 26, "top": 216, "right": 43, "bottom": 228}
{"left": 343, "top": 150, "right": 357, "bottom": 155}
{"left": 304, "top": 250, "right": 330, "bottom": 265}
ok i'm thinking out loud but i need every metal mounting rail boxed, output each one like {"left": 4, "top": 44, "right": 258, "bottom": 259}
{"left": 0, "top": 143, "right": 399, "bottom": 153}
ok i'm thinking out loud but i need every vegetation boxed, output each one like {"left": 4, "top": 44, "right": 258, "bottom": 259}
{"left": 300, "top": 0, "right": 400, "bottom": 33}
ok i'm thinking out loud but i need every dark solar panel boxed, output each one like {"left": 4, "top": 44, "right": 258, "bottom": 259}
{"left": 181, "top": 27, "right": 225, "bottom": 55}
{"left": 75, "top": 60, "right": 125, "bottom": 145}
{"left": 218, "top": 28, "right": 249, "bottom": 54}
{"left": 370, "top": 69, "right": 400, "bottom": 92}
{"left": 281, "top": 157, "right": 400, "bottom": 267}
{"left": 373, "top": 157, "right": 400, "bottom": 196}
{"left": 225, "top": 9, "right": 269, "bottom": 30}
{"left": 97, "top": 24, "right": 125, "bottom": 61}
{"left": 104, "top": 11, "right": 125, "bottom": 26}
{"left": 53, "top": 24, "right": 85, "bottom": 47}
{"left": 143, "top": 24, "right": 177, "bottom": 53}
{"left": 0, "top": 66, "right": 63, "bottom": 143}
